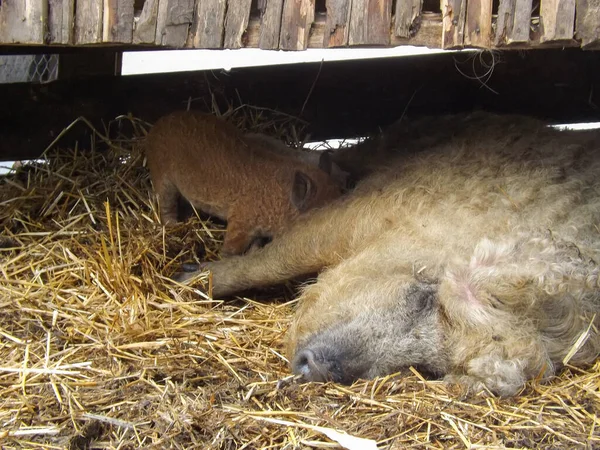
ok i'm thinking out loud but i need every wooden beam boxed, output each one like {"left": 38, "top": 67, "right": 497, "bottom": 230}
{"left": 279, "top": 0, "right": 315, "bottom": 50}
{"left": 442, "top": 0, "right": 466, "bottom": 48}
{"left": 465, "top": 0, "right": 493, "bottom": 47}
{"left": 224, "top": 0, "right": 253, "bottom": 48}
{"left": 259, "top": 0, "right": 285, "bottom": 49}
{"left": 324, "top": 0, "right": 351, "bottom": 46}
{"left": 394, "top": 0, "right": 422, "bottom": 38}
{"left": 575, "top": 0, "right": 600, "bottom": 48}
{"left": 349, "top": 0, "right": 393, "bottom": 45}
{"left": 58, "top": 52, "right": 120, "bottom": 78}
{"left": 540, "top": 0, "right": 576, "bottom": 42}
{"left": 133, "top": 0, "right": 160, "bottom": 44}
{"left": 48, "top": 0, "right": 75, "bottom": 44}
{"left": 155, "top": 0, "right": 194, "bottom": 47}
{"left": 193, "top": 0, "right": 227, "bottom": 48}
{"left": 0, "top": 0, "right": 47, "bottom": 44}
{"left": 104, "top": 0, "right": 135, "bottom": 43}
{"left": 495, "top": 0, "right": 532, "bottom": 45}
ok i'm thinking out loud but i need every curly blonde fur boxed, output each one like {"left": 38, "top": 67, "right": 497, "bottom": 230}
{"left": 183, "top": 112, "right": 600, "bottom": 396}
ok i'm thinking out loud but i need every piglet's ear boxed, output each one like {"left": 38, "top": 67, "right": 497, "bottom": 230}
{"left": 291, "top": 171, "right": 315, "bottom": 211}
{"left": 318, "top": 151, "right": 333, "bottom": 174}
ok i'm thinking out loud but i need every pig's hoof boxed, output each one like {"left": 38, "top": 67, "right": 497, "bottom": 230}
{"left": 181, "top": 262, "right": 200, "bottom": 272}
{"left": 172, "top": 270, "right": 201, "bottom": 284}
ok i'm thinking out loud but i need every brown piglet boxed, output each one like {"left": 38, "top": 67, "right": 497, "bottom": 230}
{"left": 145, "top": 111, "right": 342, "bottom": 256}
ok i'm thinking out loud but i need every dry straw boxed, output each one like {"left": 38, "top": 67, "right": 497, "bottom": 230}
{"left": 0, "top": 110, "right": 598, "bottom": 449}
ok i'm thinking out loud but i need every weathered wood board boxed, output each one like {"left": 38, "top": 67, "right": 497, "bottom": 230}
{"left": 464, "top": 0, "right": 493, "bottom": 46}
{"left": 280, "top": 0, "right": 315, "bottom": 50}
{"left": 540, "top": 0, "right": 576, "bottom": 42}
{"left": 104, "top": 0, "right": 135, "bottom": 43}
{"left": 259, "top": 0, "right": 285, "bottom": 49}
{"left": 575, "top": 0, "right": 600, "bottom": 47}
{"left": 75, "top": 0, "right": 103, "bottom": 44}
{"left": 133, "top": 0, "right": 160, "bottom": 44}
{"left": 0, "top": 0, "right": 47, "bottom": 44}
{"left": 495, "top": 0, "right": 532, "bottom": 45}
{"left": 48, "top": 0, "right": 75, "bottom": 44}
{"left": 442, "top": 0, "right": 467, "bottom": 47}
{"left": 324, "top": 0, "right": 351, "bottom": 46}
{"left": 394, "top": 0, "right": 422, "bottom": 38}
{"left": 224, "top": 0, "right": 253, "bottom": 48}
{"left": 193, "top": 0, "right": 227, "bottom": 48}
{"left": 349, "top": 0, "right": 393, "bottom": 45}
{"left": 155, "top": 0, "right": 195, "bottom": 46}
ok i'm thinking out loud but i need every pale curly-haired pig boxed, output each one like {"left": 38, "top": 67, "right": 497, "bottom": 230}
{"left": 145, "top": 111, "right": 343, "bottom": 256}
{"left": 177, "top": 112, "right": 600, "bottom": 396}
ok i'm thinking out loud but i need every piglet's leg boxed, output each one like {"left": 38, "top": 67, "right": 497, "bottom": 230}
{"left": 154, "top": 178, "right": 180, "bottom": 225}
{"left": 221, "top": 219, "right": 254, "bottom": 256}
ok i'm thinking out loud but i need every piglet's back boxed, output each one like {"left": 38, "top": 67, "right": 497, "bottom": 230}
{"left": 145, "top": 111, "right": 294, "bottom": 214}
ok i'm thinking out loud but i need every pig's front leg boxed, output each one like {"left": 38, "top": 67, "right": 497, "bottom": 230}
{"left": 176, "top": 194, "right": 389, "bottom": 297}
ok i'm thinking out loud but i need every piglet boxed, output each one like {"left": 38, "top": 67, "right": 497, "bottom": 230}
{"left": 145, "top": 111, "right": 342, "bottom": 256}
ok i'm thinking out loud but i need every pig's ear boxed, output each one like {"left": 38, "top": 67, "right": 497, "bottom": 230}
{"left": 291, "top": 171, "right": 315, "bottom": 211}
{"left": 318, "top": 151, "right": 333, "bottom": 174}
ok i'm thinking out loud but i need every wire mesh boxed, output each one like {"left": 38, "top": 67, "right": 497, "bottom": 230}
{"left": 0, "top": 54, "right": 59, "bottom": 84}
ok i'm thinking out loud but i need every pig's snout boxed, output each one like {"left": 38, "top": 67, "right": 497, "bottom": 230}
{"left": 292, "top": 348, "right": 332, "bottom": 382}
{"left": 292, "top": 345, "right": 360, "bottom": 384}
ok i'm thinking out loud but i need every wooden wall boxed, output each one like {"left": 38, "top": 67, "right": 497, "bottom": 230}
{"left": 0, "top": 0, "right": 598, "bottom": 50}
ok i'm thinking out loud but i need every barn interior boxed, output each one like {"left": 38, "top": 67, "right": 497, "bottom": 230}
{"left": 0, "top": 0, "right": 599, "bottom": 448}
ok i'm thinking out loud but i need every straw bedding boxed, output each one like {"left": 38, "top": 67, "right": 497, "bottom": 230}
{"left": 0, "top": 112, "right": 598, "bottom": 449}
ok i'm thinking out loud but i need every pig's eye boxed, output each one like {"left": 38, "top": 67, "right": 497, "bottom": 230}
{"left": 404, "top": 283, "right": 437, "bottom": 315}
{"left": 252, "top": 235, "right": 273, "bottom": 248}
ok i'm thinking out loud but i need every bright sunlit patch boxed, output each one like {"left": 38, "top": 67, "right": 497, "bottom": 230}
{"left": 0, "top": 160, "right": 47, "bottom": 176}
{"left": 551, "top": 122, "right": 600, "bottom": 131}
{"left": 122, "top": 47, "right": 460, "bottom": 76}
{"left": 304, "top": 138, "right": 364, "bottom": 151}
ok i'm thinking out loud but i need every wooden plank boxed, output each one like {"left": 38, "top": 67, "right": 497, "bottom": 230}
{"left": 391, "top": 12, "right": 442, "bottom": 47}
{"left": 349, "top": 0, "right": 393, "bottom": 45}
{"left": 224, "top": 0, "right": 253, "bottom": 48}
{"left": 442, "top": 0, "right": 466, "bottom": 48}
{"left": 495, "top": 0, "right": 532, "bottom": 45}
{"left": 133, "top": 0, "right": 160, "bottom": 43}
{"left": 193, "top": 0, "right": 227, "bottom": 48}
{"left": 575, "top": 0, "right": 600, "bottom": 48}
{"left": 104, "top": 0, "right": 135, "bottom": 43}
{"left": 155, "top": 0, "right": 194, "bottom": 47}
{"left": 259, "top": 0, "right": 285, "bottom": 49}
{"left": 495, "top": 0, "right": 515, "bottom": 44}
{"left": 511, "top": 0, "right": 533, "bottom": 42}
{"left": 464, "top": 0, "right": 492, "bottom": 46}
{"left": 75, "top": 0, "right": 103, "bottom": 44}
{"left": 279, "top": 0, "right": 315, "bottom": 50}
{"left": 540, "top": 0, "right": 576, "bottom": 42}
{"left": 394, "top": 0, "right": 422, "bottom": 38}
{"left": 48, "top": 0, "right": 75, "bottom": 44}
{"left": 324, "top": 0, "right": 351, "bottom": 46}
{"left": 0, "top": 0, "right": 47, "bottom": 44}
